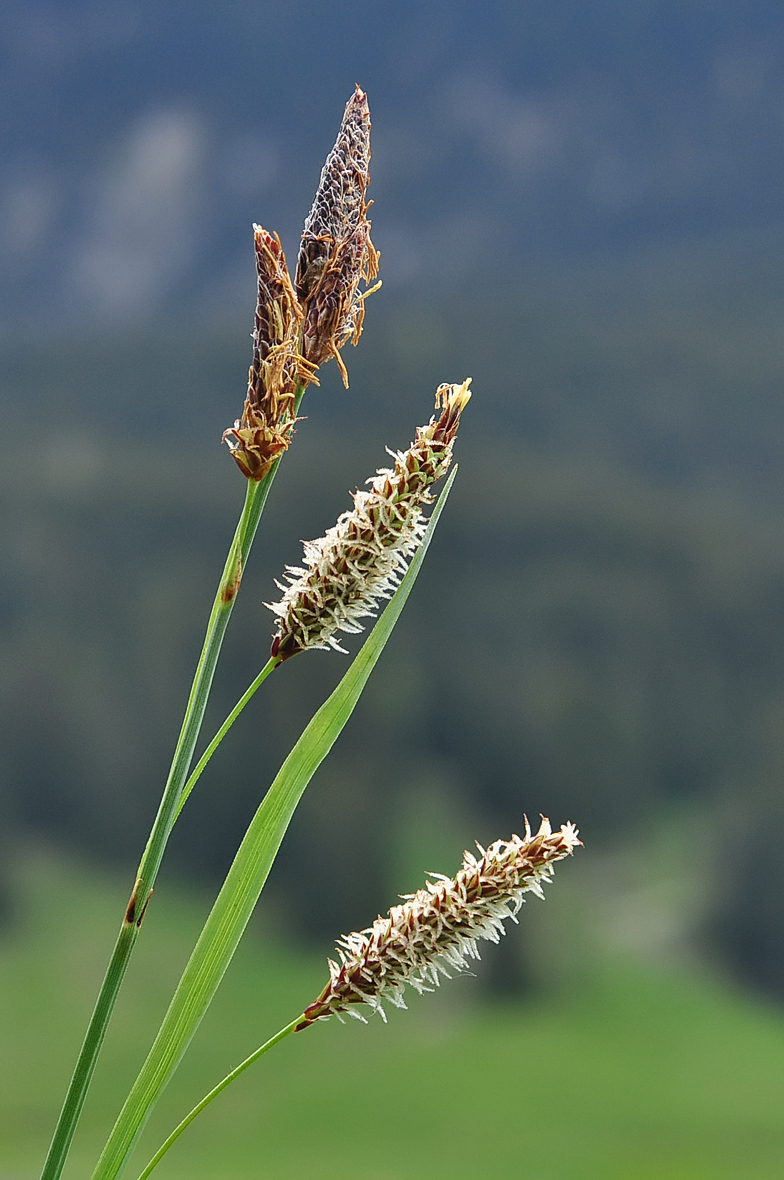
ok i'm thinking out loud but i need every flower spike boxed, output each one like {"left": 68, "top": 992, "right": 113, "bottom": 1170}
{"left": 297, "top": 817, "right": 581, "bottom": 1028}
{"left": 223, "top": 226, "right": 316, "bottom": 481}
{"left": 295, "top": 85, "right": 380, "bottom": 387}
{"left": 267, "top": 379, "right": 471, "bottom": 661}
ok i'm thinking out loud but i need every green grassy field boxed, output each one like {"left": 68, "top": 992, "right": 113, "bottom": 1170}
{"left": 2, "top": 848, "right": 784, "bottom": 1180}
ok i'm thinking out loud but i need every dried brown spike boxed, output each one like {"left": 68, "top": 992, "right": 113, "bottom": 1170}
{"left": 296, "top": 86, "right": 372, "bottom": 303}
{"left": 300, "top": 223, "right": 380, "bottom": 386}
{"left": 223, "top": 226, "right": 316, "bottom": 481}
{"left": 248, "top": 226, "right": 301, "bottom": 413}
{"left": 295, "top": 85, "right": 380, "bottom": 387}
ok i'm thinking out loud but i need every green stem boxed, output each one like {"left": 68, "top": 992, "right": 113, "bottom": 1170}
{"left": 39, "top": 387, "right": 305, "bottom": 1180}
{"left": 174, "top": 658, "right": 278, "bottom": 821}
{"left": 134, "top": 1019, "right": 301, "bottom": 1180}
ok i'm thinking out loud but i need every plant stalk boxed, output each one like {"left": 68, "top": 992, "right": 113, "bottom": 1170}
{"left": 39, "top": 387, "right": 305, "bottom": 1180}
{"left": 174, "top": 658, "right": 278, "bottom": 822}
{"left": 134, "top": 1019, "right": 301, "bottom": 1180}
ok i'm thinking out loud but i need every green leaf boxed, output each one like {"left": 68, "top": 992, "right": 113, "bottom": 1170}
{"left": 90, "top": 465, "right": 458, "bottom": 1180}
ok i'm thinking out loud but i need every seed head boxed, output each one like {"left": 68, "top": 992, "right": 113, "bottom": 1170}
{"left": 295, "top": 85, "right": 380, "bottom": 387}
{"left": 267, "top": 379, "right": 471, "bottom": 661}
{"left": 297, "top": 86, "right": 372, "bottom": 300}
{"left": 297, "top": 817, "right": 581, "bottom": 1029}
{"left": 223, "top": 226, "right": 316, "bottom": 481}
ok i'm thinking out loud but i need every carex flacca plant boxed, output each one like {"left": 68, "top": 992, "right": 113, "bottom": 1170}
{"left": 38, "top": 87, "right": 581, "bottom": 1180}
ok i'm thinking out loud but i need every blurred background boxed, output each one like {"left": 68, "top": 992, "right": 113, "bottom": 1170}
{"left": 2, "top": 2, "right": 784, "bottom": 1177}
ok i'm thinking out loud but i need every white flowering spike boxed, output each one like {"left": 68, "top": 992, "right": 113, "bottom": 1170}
{"left": 268, "top": 379, "right": 472, "bottom": 661}
{"left": 296, "top": 817, "right": 581, "bottom": 1030}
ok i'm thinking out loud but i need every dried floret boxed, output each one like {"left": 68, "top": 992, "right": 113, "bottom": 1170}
{"left": 295, "top": 85, "right": 380, "bottom": 386}
{"left": 223, "top": 226, "right": 316, "bottom": 481}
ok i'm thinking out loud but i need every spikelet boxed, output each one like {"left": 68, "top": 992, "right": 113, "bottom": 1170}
{"left": 223, "top": 226, "right": 316, "bottom": 481}
{"left": 267, "top": 379, "right": 472, "bottom": 661}
{"left": 297, "top": 817, "right": 581, "bottom": 1029}
{"left": 295, "top": 85, "right": 380, "bottom": 387}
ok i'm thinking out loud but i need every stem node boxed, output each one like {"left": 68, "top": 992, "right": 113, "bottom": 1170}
{"left": 124, "top": 879, "right": 143, "bottom": 925}
{"left": 220, "top": 558, "right": 242, "bottom": 603}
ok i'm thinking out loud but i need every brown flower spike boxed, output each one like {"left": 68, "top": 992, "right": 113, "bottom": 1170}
{"left": 267, "top": 379, "right": 471, "bottom": 661}
{"left": 223, "top": 227, "right": 316, "bottom": 481}
{"left": 295, "top": 85, "right": 380, "bottom": 386}
{"left": 297, "top": 817, "right": 581, "bottom": 1029}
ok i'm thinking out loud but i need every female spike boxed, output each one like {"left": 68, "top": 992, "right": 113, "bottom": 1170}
{"left": 268, "top": 380, "right": 471, "bottom": 660}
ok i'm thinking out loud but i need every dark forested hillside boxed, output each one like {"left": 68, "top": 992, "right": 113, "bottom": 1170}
{"left": 4, "top": 240, "right": 784, "bottom": 994}
{"left": 4, "top": 0, "right": 784, "bottom": 1001}
{"left": 3, "top": 0, "right": 784, "bottom": 323}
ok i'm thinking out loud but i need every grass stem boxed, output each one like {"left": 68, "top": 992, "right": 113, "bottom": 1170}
{"left": 174, "top": 658, "right": 279, "bottom": 821}
{"left": 134, "top": 1019, "right": 301, "bottom": 1180}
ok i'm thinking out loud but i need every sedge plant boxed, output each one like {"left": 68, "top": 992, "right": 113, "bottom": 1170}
{"left": 38, "top": 87, "right": 580, "bottom": 1180}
